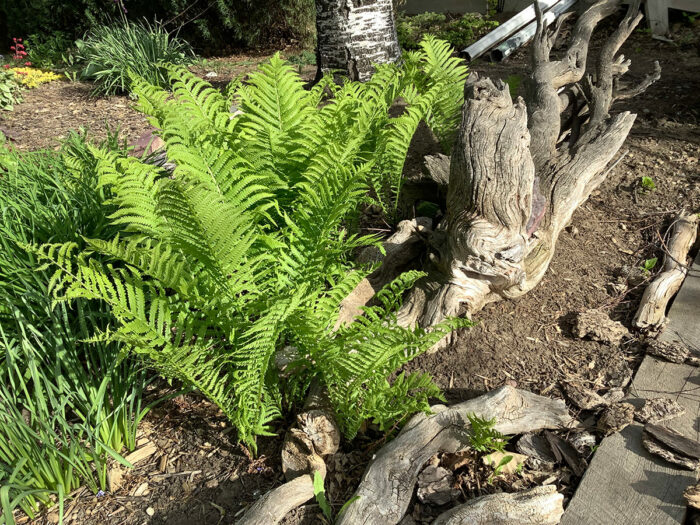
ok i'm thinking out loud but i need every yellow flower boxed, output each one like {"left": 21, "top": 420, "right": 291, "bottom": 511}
{"left": 9, "top": 68, "right": 62, "bottom": 89}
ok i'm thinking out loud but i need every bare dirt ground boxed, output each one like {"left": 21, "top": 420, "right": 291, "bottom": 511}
{"left": 8, "top": 14, "right": 700, "bottom": 525}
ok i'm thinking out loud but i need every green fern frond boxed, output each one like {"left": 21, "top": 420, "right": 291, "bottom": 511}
{"left": 36, "top": 42, "right": 473, "bottom": 451}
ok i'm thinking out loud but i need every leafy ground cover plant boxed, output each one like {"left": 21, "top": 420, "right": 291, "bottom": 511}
{"left": 0, "top": 132, "right": 155, "bottom": 524}
{"left": 33, "top": 38, "right": 470, "bottom": 451}
{"left": 397, "top": 12, "right": 499, "bottom": 51}
{"left": 6, "top": 68, "right": 61, "bottom": 89}
{"left": 76, "top": 19, "right": 194, "bottom": 96}
{"left": 0, "top": 70, "right": 23, "bottom": 110}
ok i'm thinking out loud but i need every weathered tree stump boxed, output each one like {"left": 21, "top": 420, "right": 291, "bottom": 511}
{"left": 396, "top": 0, "right": 660, "bottom": 332}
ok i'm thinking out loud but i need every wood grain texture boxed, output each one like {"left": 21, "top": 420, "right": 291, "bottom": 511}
{"left": 562, "top": 257, "right": 700, "bottom": 525}
{"left": 336, "top": 386, "right": 573, "bottom": 525}
{"left": 432, "top": 485, "right": 564, "bottom": 525}
{"left": 634, "top": 212, "right": 699, "bottom": 330}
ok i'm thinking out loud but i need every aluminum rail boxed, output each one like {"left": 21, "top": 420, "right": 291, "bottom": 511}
{"left": 491, "top": 0, "right": 577, "bottom": 61}
{"left": 460, "top": 0, "right": 563, "bottom": 61}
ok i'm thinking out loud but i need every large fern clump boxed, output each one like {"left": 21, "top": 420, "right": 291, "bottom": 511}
{"left": 33, "top": 38, "right": 470, "bottom": 450}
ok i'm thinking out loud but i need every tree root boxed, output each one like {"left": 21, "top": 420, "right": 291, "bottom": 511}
{"left": 336, "top": 386, "right": 574, "bottom": 525}
{"left": 432, "top": 485, "right": 564, "bottom": 525}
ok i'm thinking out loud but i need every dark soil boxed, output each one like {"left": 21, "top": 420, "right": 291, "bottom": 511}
{"left": 11, "top": 14, "right": 700, "bottom": 525}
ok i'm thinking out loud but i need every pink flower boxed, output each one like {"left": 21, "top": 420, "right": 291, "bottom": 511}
{"left": 24, "top": 61, "right": 31, "bottom": 66}
{"left": 17, "top": 38, "right": 22, "bottom": 42}
{"left": 2, "top": 64, "right": 9, "bottom": 69}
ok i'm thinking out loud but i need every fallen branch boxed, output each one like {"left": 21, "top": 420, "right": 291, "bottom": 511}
{"left": 432, "top": 485, "right": 564, "bottom": 525}
{"left": 236, "top": 474, "right": 317, "bottom": 525}
{"left": 336, "top": 386, "right": 573, "bottom": 525}
{"left": 633, "top": 211, "right": 699, "bottom": 330}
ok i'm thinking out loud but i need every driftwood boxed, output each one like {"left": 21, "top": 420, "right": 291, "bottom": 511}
{"left": 236, "top": 474, "right": 317, "bottom": 525}
{"left": 634, "top": 397, "right": 686, "bottom": 424}
{"left": 571, "top": 309, "right": 630, "bottom": 345}
{"left": 416, "top": 464, "right": 459, "bottom": 505}
{"left": 432, "top": 485, "right": 564, "bottom": 525}
{"left": 645, "top": 339, "right": 700, "bottom": 366}
{"left": 394, "top": 0, "right": 659, "bottom": 331}
{"left": 634, "top": 211, "right": 699, "bottom": 330}
{"left": 642, "top": 423, "right": 700, "bottom": 470}
{"left": 336, "top": 386, "right": 573, "bottom": 525}
{"left": 596, "top": 402, "right": 635, "bottom": 436}
{"left": 336, "top": 217, "right": 433, "bottom": 329}
{"left": 645, "top": 423, "right": 700, "bottom": 460}
{"left": 685, "top": 482, "right": 700, "bottom": 509}
{"left": 517, "top": 433, "right": 557, "bottom": 468}
{"left": 563, "top": 381, "right": 609, "bottom": 410}
{"left": 544, "top": 430, "right": 587, "bottom": 476}
{"left": 642, "top": 423, "right": 700, "bottom": 471}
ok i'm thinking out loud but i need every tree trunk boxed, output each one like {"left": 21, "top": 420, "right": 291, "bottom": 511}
{"left": 315, "top": 0, "right": 401, "bottom": 82}
{"left": 396, "top": 0, "right": 661, "bottom": 333}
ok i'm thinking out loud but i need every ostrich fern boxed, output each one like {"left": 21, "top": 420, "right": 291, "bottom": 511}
{"left": 31, "top": 39, "right": 470, "bottom": 449}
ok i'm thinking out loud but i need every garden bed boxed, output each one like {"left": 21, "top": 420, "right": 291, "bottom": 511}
{"left": 5, "top": 22, "right": 700, "bottom": 525}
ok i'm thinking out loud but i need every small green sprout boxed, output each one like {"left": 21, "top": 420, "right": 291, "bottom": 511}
{"left": 487, "top": 454, "right": 513, "bottom": 484}
{"left": 640, "top": 176, "right": 656, "bottom": 192}
{"left": 313, "top": 471, "right": 333, "bottom": 522}
{"left": 313, "top": 471, "right": 360, "bottom": 523}
{"left": 467, "top": 413, "right": 509, "bottom": 453}
{"left": 640, "top": 257, "right": 658, "bottom": 274}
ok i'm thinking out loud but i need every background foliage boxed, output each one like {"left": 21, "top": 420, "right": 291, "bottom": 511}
{"left": 76, "top": 19, "right": 194, "bottom": 95}
{"left": 0, "top": 0, "right": 316, "bottom": 55}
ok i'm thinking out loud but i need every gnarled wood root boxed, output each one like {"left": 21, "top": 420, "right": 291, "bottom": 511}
{"left": 432, "top": 485, "right": 564, "bottom": 525}
{"left": 634, "top": 211, "right": 699, "bottom": 331}
{"left": 336, "top": 386, "right": 573, "bottom": 525}
{"left": 236, "top": 474, "right": 317, "bottom": 525}
{"left": 397, "top": 0, "right": 660, "bottom": 331}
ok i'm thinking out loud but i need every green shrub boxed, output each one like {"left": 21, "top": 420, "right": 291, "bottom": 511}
{"left": 33, "top": 39, "right": 471, "bottom": 451}
{"left": 0, "top": 132, "right": 155, "bottom": 523}
{"left": 397, "top": 11, "right": 499, "bottom": 51}
{"left": 0, "top": 71, "right": 22, "bottom": 111}
{"left": 76, "top": 19, "right": 194, "bottom": 96}
{"left": 24, "top": 32, "right": 74, "bottom": 69}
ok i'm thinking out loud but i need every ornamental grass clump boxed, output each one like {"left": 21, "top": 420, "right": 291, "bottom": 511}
{"left": 76, "top": 19, "right": 194, "bottom": 96}
{"left": 0, "top": 132, "right": 156, "bottom": 524}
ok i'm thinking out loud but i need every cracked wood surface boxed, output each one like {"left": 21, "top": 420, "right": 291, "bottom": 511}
{"left": 336, "top": 386, "right": 573, "bottom": 525}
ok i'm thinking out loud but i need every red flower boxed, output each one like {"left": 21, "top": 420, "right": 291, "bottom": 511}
{"left": 12, "top": 37, "right": 16, "bottom": 42}
{"left": 24, "top": 61, "right": 31, "bottom": 66}
{"left": 10, "top": 46, "right": 15, "bottom": 50}
{"left": 2, "top": 64, "right": 9, "bottom": 69}
{"left": 17, "top": 38, "right": 22, "bottom": 42}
